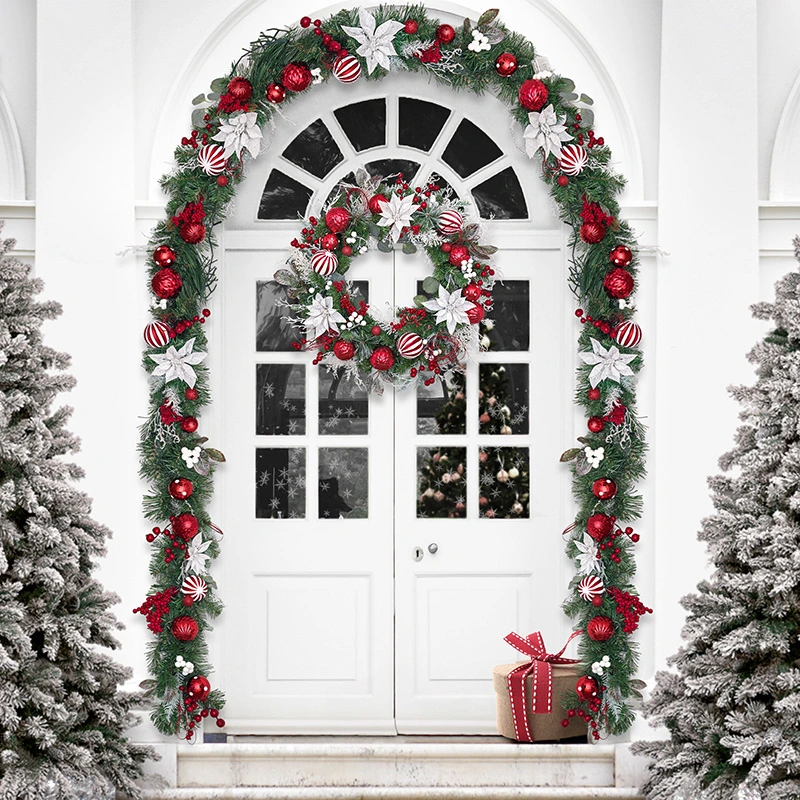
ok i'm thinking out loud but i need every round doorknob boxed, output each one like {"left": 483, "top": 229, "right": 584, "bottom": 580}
{"left": 428, "top": 543, "right": 438, "bottom": 554}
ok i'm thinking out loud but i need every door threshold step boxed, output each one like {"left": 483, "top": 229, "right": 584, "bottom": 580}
{"left": 140, "top": 789, "right": 645, "bottom": 800}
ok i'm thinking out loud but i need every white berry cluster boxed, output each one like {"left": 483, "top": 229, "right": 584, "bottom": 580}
{"left": 584, "top": 445, "right": 605, "bottom": 468}
{"left": 468, "top": 29, "right": 491, "bottom": 52}
{"left": 591, "top": 655, "right": 611, "bottom": 676}
{"left": 345, "top": 311, "right": 367, "bottom": 330}
{"left": 345, "top": 232, "right": 368, "bottom": 255}
{"left": 459, "top": 257, "right": 477, "bottom": 280}
{"left": 175, "top": 655, "right": 194, "bottom": 676}
{"left": 181, "top": 445, "right": 202, "bottom": 469}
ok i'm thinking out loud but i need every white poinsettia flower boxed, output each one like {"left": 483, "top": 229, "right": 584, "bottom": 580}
{"left": 523, "top": 104, "right": 572, "bottom": 160}
{"left": 184, "top": 536, "right": 212, "bottom": 575}
{"left": 376, "top": 193, "right": 420, "bottom": 242}
{"left": 575, "top": 533, "right": 603, "bottom": 577}
{"left": 305, "top": 293, "right": 347, "bottom": 340}
{"left": 212, "top": 111, "right": 262, "bottom": 159}
{"left": 579, "top": 338, "right": 636, "bottom": 388}
{"left": 423, "top": 285, "right": 474, "bottom": 334}
{"left": 149, "top": 337, "right": 206, "bottom": 389}
{"left": 342, "top": 7, "right": 405, "bottom": 74}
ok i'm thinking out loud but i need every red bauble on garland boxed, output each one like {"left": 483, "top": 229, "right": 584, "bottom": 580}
{"left": 186, "top": 674, "right": 211, "bottom": 703}
{"left": 227, "top": 76, "right": 253, "bottom": 103}
{"left": 173, "top": 512, "right": 200, "bottom": 541}
{"left": 333, "top": 339, "right": 355, "bottom": 360}
{"left": 368, "top": 194, "right": 388, "bottom": 214}
{"left": 495, "top": 52, "right": 518, "bottom": 77}
{"left": 603, "top": 267, "right": 634, "bottom": 299}
{"left": 587, "top": 387, "right": 601, "bottom": 401}
{"left": 320, "top": 233, "right": 339, "bottom": 251}
{"left": 171, "top": 615, "right": 199, "bottom": 642}
{"left": 370, "top": 346, "right": 395, "bottom": 371}
{"left": 281, "top": 62, "right": 313, "bottom": 92}
{"left": 181, "top": 416, "right": 198, "bottom": 433}
{"left": 169, "top": 477, "right": 194, "bottom": 500}
{"left": 325, "top": 206, "right": 351, "bottom": 233}
{"left": 266, "top": 83, "right": 286, "bottom": 103}
{"left": 404, "top": 19, "right": 418, "bottom": 34}
{"left": 587, "top": 615, "right": 614, "bottom": 642}
{"left": 152, "top": 268, "right": 183, "bottom": 299}
{"left": 592, "top": 478, "right": 617, "bottom": 500}
{"left": 185, "top": 387, "right": 198, "bottom": 401}
{"left": 462, "top": 283, "right": 481, "bottom": 302}
{"left": 575, "top": 675, "right": 599, "bottom": 701}
{"left": 586, "top": 513, "right": 614, "bottom": 541}
{"left": 609, "top": 245, "right": 633, "bottom": 267}
{"left": 436, "top": 23, "right": 455, "bottom": 43}
{"left": 518, "top": 79, "right": 548, "bottom": 111}
{"left": 180, "top": 221, "right": 206, "bottom": 244}
{"left": 579, "top": 221, "right": 607, "bottom": 244}
{"left": 448, "top": 244, "right": 470, "bottom": 266}
{"left": 153, "top": 245, "right": 176, "bottom": 267}
{"left": 465, "top": 304, "right": 485, "bottom": 325}
{"left": 587, "top": 416, "right": 605, "bottom": 433}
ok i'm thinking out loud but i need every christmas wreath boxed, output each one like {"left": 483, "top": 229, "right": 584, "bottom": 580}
{"left": 137, "top": 4, "right": 648, "bottom": 741}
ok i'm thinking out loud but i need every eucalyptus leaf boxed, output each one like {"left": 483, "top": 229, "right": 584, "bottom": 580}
{"left": 191, "top": 108, "right": 206, "bottom": 129}
{"left": 377, "top": 240, "right": 393, "bottom": 253}
{"left": 484, "top": 28, "right": 505, "bottom": 45}
{"left": 579, "top": 93, "right": 594, "bottom": 106}
{"left": 422, "top": 276, "right": 439, "bottom": 294}
{"left": 197, "top": 437, "right": 209, "bottom": 445}
{"left": 560, "top": 77, "right": 576, "bottom": 93}
{"left": 402, "top": 242, "right": 417, "bottom": 255}
{"left": 560, "top": 448, "right": 581, "bottom": 463}
{"left": 208, "top": 92, "right": 220, "bottom": 102}
{"left": 205, "top": 448, "right": 227, "bottom": 463}
{"left": 273, "top": 269, "right": 295, "bottom": 286}
{"left": 367, "top": 222, "right": 381, "bottom": 237}
{"left": 581, "top": 108, "right": 595, "bottom": 126}
{"left": 191, "top": 93, "right": 206, "bottom": 106}
{"left": 210, "top": 77, "right": 228, "bottom": 93}
{"left": 559, "top": 91, "right": 578, "bottom": 103}
{"left": 413, "top": 294, "right": 428, "bottom": 308}
{"left": 576, "top": 436, "right": 592, "bottom": 445}
{"left": 477, "top": 8, "right": 500, "bottom": 27}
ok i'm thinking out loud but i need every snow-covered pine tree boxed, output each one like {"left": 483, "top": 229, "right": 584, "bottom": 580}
{"left": 0, "top": 224, "right": 150, "bottom": 799}
{"left": 634, "top": 239, "right": 800, "bottom": 800}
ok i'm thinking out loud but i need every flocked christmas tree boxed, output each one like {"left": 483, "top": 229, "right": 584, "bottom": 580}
{"left": 634, "top": 240, "right": 800, "bottom": 800}
{"left": 0, "top": 224, "right": 149, "bottom": 798}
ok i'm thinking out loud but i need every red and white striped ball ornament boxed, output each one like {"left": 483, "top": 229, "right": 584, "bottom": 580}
{"left": 437, "top": 209, "right": 463, "bottom": 235}
{"left": 311, "top": 249, "right": 338, "bottom": 276}
{"left": 397, "top": 331, "right": 425, "bottom": 359}
{"left": 144, "top": 320, "right": 171, "bottom": 348}
{"left": 614, "top": 320, "right": 642, "bottom": 348}
{"left": 558, "top": 144, "right": 588, "bottom": 176}
{"left": 197, "top": 144, "right": 227, "bottom": 176}
{"left": 181, "top": 575, "right": 208, "bottom": 603}
{"left": 578, "top": 575, "right": 604, "bottom": 602}
{"left": 333, "top": 54, "right": 361, "bottom": 84}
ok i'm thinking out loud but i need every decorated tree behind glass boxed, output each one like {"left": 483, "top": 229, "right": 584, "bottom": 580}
{"left": 0, "top": 225, "right": 150, "bottom": 799}
{"left": 634, "top": 244, "right": 800, "bottom": 800}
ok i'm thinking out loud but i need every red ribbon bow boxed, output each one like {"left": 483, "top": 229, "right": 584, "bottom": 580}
{"left": 504, "top": 630, "right": 582, "bottom": 742}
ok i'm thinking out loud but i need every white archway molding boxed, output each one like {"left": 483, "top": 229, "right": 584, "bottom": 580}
{"left": 145, "top": 0, "right": 645, "bottom": 202}
{"left": 770, "top": 67, "right": 800, "bottom": 200}
{"left": 0, "top": 80, "right": 26, "bottom": 202}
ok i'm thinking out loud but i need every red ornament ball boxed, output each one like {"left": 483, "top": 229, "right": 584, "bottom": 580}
{"left": 227, "top": 76, "right": 253, "bottom": 102}
{"left": 436, "top": 24, "right": 456, "bottom": 43}
{"left": 404, "top": 19, "right": 418, "bottom": 34}
{"left": 370, "top": 346, "right": 395, "bottom": 371}
{"left": 604, "top": 267, "right": 635, "bottom": 299}
{"left": 580, "top": 221, "right": 607, "bottom": 244}
{"left": 587, "top": 387, "right": 601, "bottom": 401}
{"left": 368, "top": 194, "right": 388, "bottom": 214}
{"left": 152, "top": 267, "right": 183, "bottom": 300}
{"left": 465, "top": 304, "right": 485, "bottom": 325}
{"left": 180, "top": 221, "right": 206, "bottom": 244}
{"left": 185, "top": 387, "right": 199, "bottom": 401}
{"left": 587, "top": 615, "right": 614, "bottom": 642}
{"left": 587, "top": 416, "right": 605, "bottom": 433}
{"left": 371, "top": 325, "right": 382, "bottom": 336}
{"left": 333, "top": 339, "right": 355, "bottom": 361}
{"left": 320, "top": 233, "right": 339, "bottom": 251}
{"left": 171, "top": 615, "right": 199, "bottom": 643}
{"left": 586, "top": 512, "right": 614, "bottom": 541}
{"left": 266, "top": 83, "right": 286, "bottom": 103}
{"left": 181, "top": 416, "right": 199, "bottom": 433}
{"left": 575, "top": 675, "right": 600, "bottom": 702}
{"left": 341, "top": 245, "right": 352, "bottom": 256}
{"left": 332, "top": 53, "right": 362, "bottom": 84}
{"left": 217, "top": 175, "right": 229, "bottom": 187}
{"left": 462, "top": 283, "right": 481, "bottom": 302}
{"left": 557, "top": 175, "right": 569, "bottom": 187}
{"left": 518, "top": 79, "right": 548, "bottom": 112}
{"left": 144, "top": 320, "right": 171, "bottom": 348}
{"left": 610, "top": 244, "right": 633, "bottom": 267}
{"left": 173, "top": 512, "right": 200, "bottom": 541}
{"left": 153, "top": 245, "right": 177, "bottom": 267}
{"left": 169, "top": 477, "right": 194, "bottom": 501}
{"left": 495, "top": 52, "right": 518, "bottom": 77}
{"left": 592, "top": 595, "right": 604, "bottom": 607}
{"left": 186, "top": 674, "right": 211, "bottom": 702}
{"left": 614, "top": 320, "right": 642, "bottom": 348}
{"left": 448, "top": 244, "right": 470, "bottom": 266}
{"left": 325, "top": 206, "right": 351, "bottom": 234}
{"left": 281, "top": 62, "right": 312, "bottom": 92}
{"left": 592, "top": 478, "right": 618, "bottom": 501}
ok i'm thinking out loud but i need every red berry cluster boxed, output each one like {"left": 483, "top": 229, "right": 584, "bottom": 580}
{"left": 580, "top": 196, "right": 615, "bottom": 230}
{"left": 563, "top": 702, "right": 604, "bottom": 740}
{"left": 391, "top": 307, "right": 427, "bottom": 332}
{"left": 569, "top": 113, "right": 605, "bottom": 149}
{"left": 181, "top": 691, "right": 225, "bottom": 740}
{"left": 171, "top": 197, "right": 205, "bottom": 234}
{"left": 291, "top": 215, "right": 320, "bottom": 250}
{"left": 339, "top": 293, "right": 368, "bottom": 318}
{"left": 180, "top": 129, "right": 208, "bottom": 149}
{"left": 608, "top": 587, "right": 652, "bottom": 634}
{"left": 133, "top": 587, "right": 178, "bottom": 633}
{"left": 574, "top": 308, "right": 613, "bottom": 336}
{"left": 301, "top": 15, "right": 347, "bottom": 58}
{"left": 604, "top": 401, "right": 626, "bottom": 426}
{"left": 159, "top": 402, "right": 183, "bottom": 426}
{"left": 146, "top": 525, "right": 193, "bottom": 564}
{"left": 174, "top": 308, "right": 211, "bottom": 336}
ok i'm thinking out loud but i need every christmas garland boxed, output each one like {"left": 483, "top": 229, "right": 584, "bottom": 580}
{"left": 137, "top": 4, "right": 648, "bottom": 740}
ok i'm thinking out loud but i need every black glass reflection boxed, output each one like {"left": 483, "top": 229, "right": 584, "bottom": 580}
{"left": 478, "top": 364, "right": 529, "bottom": 435}
{"left": 282, "top": 119, "right": 343, "bottom": 179}
{"left": 473, "top": 168, "right": 528, "bottom": 219}
{"left": 256, "top": 364, "right": 306, "bottom": 435}
{"left": 319, "top": 371, "right": 369, "bottom": 435}
{"left": 482, "top": 280, "right": 529, "bottom": 351}
{"left": 256, "top": 281, "right": 299, "bottom": 352}
{"left": 256, "top": 448, "right": 306, "bottom": 519}
{"left": 399, "top": 98, "right": 451, "bottom": 152}
{"left": 319, "top": 448, "right": 368, "bottom": 519}
{"left": 479, "top": 446, "right": 529, "bottom": 519}
{"left": 417, "top": 372, "right": 466, "bottom": 435}
{"left": 417, "top": 447, "right": 467, "bottom": 519}
{"left": 334, "top": 99, "right": 386, "bottom": 151}
{"left": 258, "top": 170, "right": 313, "bottom": 220}
{"left": 442, "top": 119, "right": 502, "bottom": 178}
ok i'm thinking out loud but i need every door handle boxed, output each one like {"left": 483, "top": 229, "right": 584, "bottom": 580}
{"left": 428, "top": 543, "right": 438, "bottom": 554}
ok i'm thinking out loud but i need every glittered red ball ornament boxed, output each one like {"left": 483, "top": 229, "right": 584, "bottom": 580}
{"left": 586, "top": 512, "right": 614, "bottom": 541}
{"left": 495, "top": 52, "right": 518, "bottom": 77}
{"left": 172, "top": 615, "right": 199, "bottom": 642}
{"left": 518, "top": 79, "right": 548, "bottom": 112}
{"left": 281, "top": 62, "right": 313, "bottom": 92}
{"left": 180, "top": 221, "right": 206, "bottom": 244}
{"left": 587, "top": 615, "right": 614, "bottom": 642}
{"left": 580, "top": 221, "right": 606, "bottom": 244}
{"left": 153, "top": 245, "right": 177, "bottom": 267}
{"left": 368, "top": 194, "right": 388, "bottom": 214}
{"left": 173, "top": 512, "right": 200, "bottom": 541}
{"left": 266, "top": 83, "right": 286, "bottom": 103}
{"left": 185, "top": 387, "right": 199, "bottom": 401}
{"left": 333, "top": 340, "right": 355, "bottom": 361}
{"left": 320, "top": 233, "right": 339, "bottom": 251}
{"left": 152, "top": 268, "right": 183, "bottom": 299}
{"left": 370, "top": 346, "right": 395, "bottom": 371}
{"left": 603, "top": 267, "right": 635, "bottom": 299}
{"left": 587, "top": 388, "right": 601, "bottom": 401}
{"left": 462, "top": 283, "right": 482, "bottom": 302}
{"left": 227, "top": 76, "right": 253, "bottom": 102}
{"left": 592, "top": 478, "right": 617, "bottom": 501}
{"left": 181, "top": 416, "right": 198, "bottom": 433}
{"left": 609, "top": 244, "right": 633, "bottom": 267}
{"left": 557, "top": 175, "right": 569, "bottom": 187}
{"left": 465, "top": 304, "right": 485, "bottom": 325}
{"left": 325, "top": 207, "right": 351, "bottom": 233}
{"left": 404, "top": 19, "right": 418, "bottom": 34}
{"left": 575, "top": 675, "right": 600, "bottom": 702}
{"left": 436, "top": 24, "right": 455, "bottom": 43}
{"left": 186, "top": 674, "right": 211, "bottom": 702}
{"left": 448, "top": 244, "right": 470, "bottom": 266}
{"left": 591, "top": 595, "right": 604, "bottom": 607}
{"left": 370, "top": 325, "right": 382, "bottom": 336}
{"left": 587, "top": 416, "right": 605, "bottom": 433}
{"left": 169, "top": 477, "right": 194, "bottom": 501}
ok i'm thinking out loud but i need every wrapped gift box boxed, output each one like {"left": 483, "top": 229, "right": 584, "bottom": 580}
{"left": 492, "top": 661, "right": 588, "bottom": 742}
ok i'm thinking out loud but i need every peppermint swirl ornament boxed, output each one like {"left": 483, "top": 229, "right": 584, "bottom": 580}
{"left": 311, "top": 250, "right": 338, "bottom": 276}
{"left": 558, "top": 144, "right": 588, "bottom": 176}
{"left": 144, "top": 320, "right": 171, "bottom": 348}
{"left": 333, "top": 54, "right": 361, "bottom": 83}
{"left": 578, "top": 575, "right": 604, "bottom": 602}
{"left": 181, "top": 575, "right": 208, "bottom": 603}
{"left": 197, "top": 144, "right": 227, "bottom": 176}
